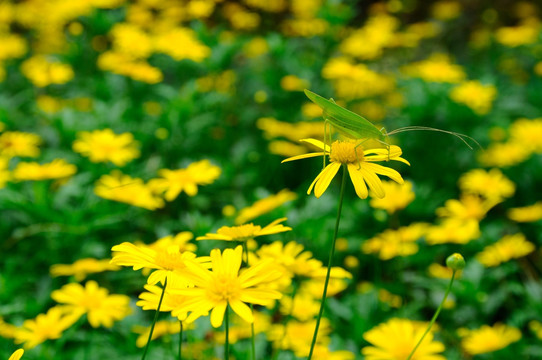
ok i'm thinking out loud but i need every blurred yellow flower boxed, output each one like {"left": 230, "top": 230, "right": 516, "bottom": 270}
{"left": 8, "top": 349, "right": 24, "bottom": 360}
{"left": 0, "top": 34, "right": 27, "bottom": 62}
{"left": 362, "top": 223, "right": 428, "bottom": 260}
{"left": 426, "top": 218, "right": 480, "bottom": 245}
{"left": 14, "top": 307, "right": 78, "bottom": 349}
{"left": 243, "top": 37, "right": 269, "bottom": 58}
{"left": 223, "top": 4, "right": 261, "bottom": 30}
{"left": 146, "top": 231, "right": 197, "bottom": 254}
{"left": 478, "top": 141, "right": 530, "bottom": 167}
{"left": 170, "top": 246, "right": 282, "bottom": 328}
{"left": 73, "top": 129, "right": 140, "bottom": 166}
{"left": 529, "top": 320, "right": 542, "bottom": 340}
{"left": 0, "top": 131, "right": 41, "bottom": 158}
{"left": 431, "top": 1, "right": 461, "bottom": 21}
{"left": 154, "top": 27, "right": 211, "bottom": 62}
{"left": 268, "top": 318, "right": 331, "bottom": 357}
{"left": 449, "top": 81, "right": 497, "bottom": 115}
{"left": 197, "top": 217, "right": 291, "bottom": 242}
{"left": 378, "top": 288, "right": 403, "bottom": 308}
{"left": 495, "top": 20, "right": 541, "bottom": 47}
{"left": 279, "top": 293, "right": 320, "bottom": 321}
{"left": 0, "top": 156, "right": 10, "bottom": 188}
{"left": 459, "top": 323, "right": 521, "bottom": 355}
{"left": 132, "top": 320, "right": 184, "bottom": 348}
{"left": 427, "top": 263, "right": 462, "bottom": 279}
{"left": 214, "top": 310, "right": 271, "bottom": 344}
{"left": 94, "top": 170, "right": 164, "bottom": 210}
{"left": 20, "top": 56, "right": 74, "bottom": 87}
{"left": 362, "top": 318, "right": 445, "bottom": 360}
{"left": 280, "top": 75, "right": 309, "bottom": 91}
{"left": 36, "top": 95, "right": 65, "bottom": 114}
{"left": 509, "top": 117, "right": 542, "bottom": 154}
{"left": 283, "top": 139, "right": 409, "bottom": 199}
{"left": 508, "top": 201, "right": 542, "bottom": 222}
{"left": 51, "top": 281, "right": 131, "bottom": 328}
{"left": 13, "top": 159, "right": 76, "bottom": 181}
{"left": 0, "top": 316, "right": 17, "bottom": 339}
{"left": 111, "top": 241, "right": 207, "bottom": 285}
{"left": 235, "top": 189, "right": 297, "bottom": 224}
{"left": 459, "top": 168, "right": 515, "bottom": 201}
{"left": 302, "top": 102, "right": 323, "bottom": 118}
{"left": 535, "top": 61, "right": 542, "bottom": 76}
{"left": 150, "top": 159, "right": 221, "bottom": 201}
{"left": 50, "top": 258, "right": 119, "bottom": 281}
{"left": 369, "top": 180, "right": 415, "bottom": 213}
{"left": 402, "top": 54, "right": 466, "bottom": 83}
{"left": 476, "top": 233, "right": 535, "bottom": 267}
{"left": 436, "top": 194, "right": 495, "bottom": 221}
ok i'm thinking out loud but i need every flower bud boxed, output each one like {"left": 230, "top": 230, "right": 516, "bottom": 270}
{"left": 446, "top": 253, "right": 466, "bottom": 271}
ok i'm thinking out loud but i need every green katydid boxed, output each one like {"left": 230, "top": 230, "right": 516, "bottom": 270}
{"left": 304, "top": 89, "right": 480, "bottom": 167}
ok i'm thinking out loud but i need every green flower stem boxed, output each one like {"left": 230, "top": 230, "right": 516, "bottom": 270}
{"left": 406, "top": 271, "right": 457, "bottom": 360}
{"left": 225, "top": 305, "right": 230, "bottom": 360}
{"left": 241, "top": 241, "right": 257, "bottom": 360}
{"left": 178, "top": 321, "right": 183, "bottom": 360}
{"left": 307, "top": 165, "right": 347, "bottom": 360}
{"left": 141, "top": 276, "right": 168, "bottom": 360}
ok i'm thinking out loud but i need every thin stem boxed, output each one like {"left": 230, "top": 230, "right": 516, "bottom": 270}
{"left": 307, "top": 165, "right": 347, "bottom": 360}
{"left": 141, "top": 277, "right": 168, "bottom": 360}
{"left": 241, "top": 241, "right": 257, "bottom": 360}
{"left": 178, "top": 321, "right": 183, "bottom": 360}
{"left": 225, "top": 305, "right": 230, "bottom": 360}
{"left": 406, "top": 271, "right": 457, "bottom": 360}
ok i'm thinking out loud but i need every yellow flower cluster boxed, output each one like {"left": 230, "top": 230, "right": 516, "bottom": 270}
{"left": 449, "top": 81, "right": 497, "bottom": 115}
{"left": 459, "top": 323, "right": 521, "bottom": 355}
{"left": 257, "top": 117, "right": 325, "bottom": 157}
{"left": 73, "top": 129, "right": 140, "bottom": 166}
{"left": 20, "top": 56, "right": 74, "bottom": 87}
{"left": 479, "top": 117, "right": 542, "bottom": 167}
{"left": 322, "top": 57, "right": 396, "bottom": 100}
{"left": 402, "top": 54, "right": 466, "bottom": 83}
{"left": 362, "top": 223, "right": 428, "bottom": 260}
{"left": 476, "top": 233, "right": 535, "bottom": 267}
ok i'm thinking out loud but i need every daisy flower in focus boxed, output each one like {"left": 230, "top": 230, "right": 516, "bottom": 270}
{"left": 111, "top": 241, "right": 209, "bottom": 285}
{"left": 169, "top": 246, "right": 282, "bottom": 328}
{"left": 51, "top": 281, "right": 131, "bottom": 328}
{"left": 459, "top": 323, "right": 521, "bottom": 355}
{"left": 14, "top": 307, "right": 79, "bottom": 349}
{"left": 72, "top": 129, "right": 140, "bottom": 166}
{"left": 150, "top": 159, "right": 221, "bottom": 201}
{"left": 362, "top": 318, "right": 445, "bottom": 360}
{"left": 282, "top": 139, "right": 409, "bottom": 199}
{"left": 196, "top": 217, "right": 291, "bottom": 242}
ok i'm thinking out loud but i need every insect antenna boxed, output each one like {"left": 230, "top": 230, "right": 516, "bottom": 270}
{"left": 387, "top": 126, "right": 482, "bottom": 150}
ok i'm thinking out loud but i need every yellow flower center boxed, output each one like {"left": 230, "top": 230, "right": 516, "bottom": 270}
{"left": 154, "top": 250, "right": 185, "bottom": 271}
{"left": 208, "top": 274, "right": 241, "bottom": 302}
{"left": 329, "top": 141, "right": 364, "bottom": 164}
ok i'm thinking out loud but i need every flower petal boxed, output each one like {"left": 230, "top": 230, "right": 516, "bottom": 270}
{"left": 314, "top": 162, "right": 341, "bottom": 198}
{"left": 210, "top": 301, "right": 227, "bottom": 328}
{"left": 281, "top": 152, "right": 325, "bottom": 163}
{"left": 359, "top": 166, "right": 385, "bottom": 198}
{"left": 347, "top": 164, "right": 368, "bottom": 199}
{"left": 364, "top": 163, "right": 404, "bottom": 184}
{"left": 229, "top": 299, "right": 253, "bottom": 323}
{"left": 300, "top": 138, "right": 329, "bottom": 152}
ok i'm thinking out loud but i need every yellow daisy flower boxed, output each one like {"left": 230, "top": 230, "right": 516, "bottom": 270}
{"left": 111, "top": 241, "right": 209, "bottom": 285}
{"left": 196, "top": 217, "right": 291, "bottom": 242}
{"left": 282, "top": 139, "right": 409, "bottom": 199}
{"left": 14, "top": 307, "right": 78, "bottom": 349}
{"left": 458, "top": 168, "right": 515, "bottom": 201}
{"left": 508, "top": 201, "right": 542, "bottom": 222}
{"left": 476, "top": 233, "right": 535, "bottom": 267}
{"left": 72, "top": 129, "right": 140, "bottom": 166}
{"left": 13, "top": 159, "right": 76, "bottom": 181}
{"left": 235, "top": 189, "right": 297, "bottom": 224}
{"left": 50, "top": 258, "right": 120, "bottom": 281}
{"left": 0, "top": 131, "right": 41, "bottom": 158}
{"left": 51, "top": 281, "right": 131, "bottom": 328}
{"left": 362, "top": 223, "right": 429, "bottom": 260}
{"left": 169, "top": 246, "right": 282, "bottom": 328}
{"left": 94, "top": 170, "right": 164, "bottom": 210}
{"left": 150, "top": 159, "right": 221, "bottom": 201}
{"left": 459, "top": 323, "right": 521, "bottom": 355}
{"left": 369, "top": 180, "right": 415, "bottom": 214}
{"left": 8, "top": 349, "right": 24, "bottom": 360}
{"left": 362, "top": 318, "right": 445, "bottom": 360}
{"left": 136, "top": 277, "right": 191, "bottom": 321}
